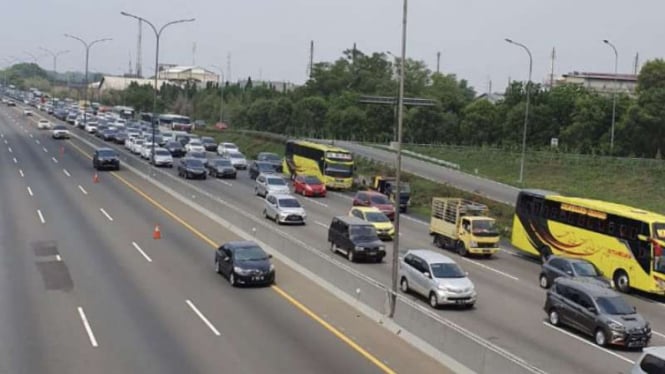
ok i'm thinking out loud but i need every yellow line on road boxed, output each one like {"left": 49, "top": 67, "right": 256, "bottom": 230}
{"left": 65, "top": 137, "right": 397, "bottom": 374}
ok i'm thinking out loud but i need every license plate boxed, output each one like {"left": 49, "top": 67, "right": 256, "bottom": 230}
{"left": 455, "top": 300, "right": 466, "bottom": 305}
{"left": 252, "top": 276, "right": 264, "bottom": 281}
{"left": 483, "top": 249, "right": 491, "bottom": 253}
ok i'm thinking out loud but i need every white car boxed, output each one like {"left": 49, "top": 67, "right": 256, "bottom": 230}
{"left": 221, "top": 150, "right": 247, "bottom": 169}
{"left": 185, "top": 139, "right": 205, "bottom": 153}
{"left": 130, "top": 139, "right": 145, "bottom": 154}
{"left": 255, "top": 174, "right": 290, "bottom": 197}
{"left": 151, "top": 147, "right": 173, "bottom": 167}
{"left": 263, "top": 193, "right": 306, "bottom": 225}
{"left": 85, "top": 122, "right": 98, "bottom": 133}
{"left": 37, "top": 119, "right": 52, "bottom": 130}
{"left": 23, "top": 109, "right": 33, "bottom": 116}
{"left": 51, "top": 124, "right": 70, "bottom": 139}
{"left": 216, "top": 142, "right": 239, "bottom": 155}
{"left": 141, "top": 143, "right": 158, "bottom": 159}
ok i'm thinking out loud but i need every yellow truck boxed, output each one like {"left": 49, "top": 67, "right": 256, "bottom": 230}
{"left": 429, "top": 198, "right": 501, "bottom": 257}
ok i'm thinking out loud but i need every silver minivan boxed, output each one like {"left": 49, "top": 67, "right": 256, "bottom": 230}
{"left": 263, "top": 193, "right": 306, "bottom": 225}
{"left": 398, "top": 249, "right": 476, "bottom": 309}
{"left": 631, "top": 346, "right": 665, "bottom": 373}
{"left": 255, "top": 174, "right": 290, "bottom": 197}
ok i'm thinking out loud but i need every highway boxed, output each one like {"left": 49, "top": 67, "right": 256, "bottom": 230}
{"left": 0, "top": 106, "right": 449, "bottom": 374}
{"left": 10, "top": 104, "right": 665, "bottom": 374}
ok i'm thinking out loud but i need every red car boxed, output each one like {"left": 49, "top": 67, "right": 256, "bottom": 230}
{"left": 352, "top": 191, "right": 395, "bottom": 220}
{"left": 293, "top": 175, "right": 326, "bottom": 197}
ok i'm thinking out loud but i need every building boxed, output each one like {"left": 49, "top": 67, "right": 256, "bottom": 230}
{"left": 475, "top": 92, "right": 504, "bottom": 104}
{"left": 90, "top": 75, "right": 173, "bottom": 92}
{"left": 556, "top": 72, "right": 638, "bottom": 95}
{"left": 157, "top": 66, "right": 219, "bottom": 86}
{"left": 235, "top": 78, "right": 298, "bottom": 92}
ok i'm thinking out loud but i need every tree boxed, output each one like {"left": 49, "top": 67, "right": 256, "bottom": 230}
{"left": 292, "top": 96, "right": 328, "bottom": 136}
{"left": 428, "top": 73, "right": 476, "bottom": 114}
{"left": 459, "top": 99, "right": 499, "bottom": 145}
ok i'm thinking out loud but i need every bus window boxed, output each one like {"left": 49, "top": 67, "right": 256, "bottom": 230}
{"left": 577, "top": 215, "right": 586, "bottom": 228}
{"left": 608, "top": 222, "right": 616, "bottom": 235}
{"left": 620, "top": 224, "right": 627, "bottom": 238}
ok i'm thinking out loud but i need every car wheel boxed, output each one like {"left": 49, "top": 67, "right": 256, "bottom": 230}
{"left": 456, "top": 241, "right": 468, "bottom": 257}
{"left": 214, "top": 259, "right": 221, "bottom": 274}
{"left": 202, "top": 175, "right": 207, "bottom": 180}
{"left": 263, "top": 209, "right": 269, "bottom": 219}
{"left": 613, "top": 270, "right": 631, "bottom": 293}
{"left": 255, "top": 187, "right": 259, "bottom": 196}
{"left": 429, "top": 292, "right": 439, "bottom": 309}
{"left": 548, "top": 309, "right": 560, "bottom": 326}
{"left": 330, "top": 242, "right": 336, "bottom": 253}
{"left": 229, "top": 272, "right": 237, "bottom": 287}
{"left": 347, "top": 249, "right": 355, "bottom": 263}
{"left": 400, "top": 278, "right": 409, "bottom": 293}
{"left": 594, "top": 328, "right": 607, "bottom": 347}
{"left": 539, "top": 273, "right": 550, "bottom": 289}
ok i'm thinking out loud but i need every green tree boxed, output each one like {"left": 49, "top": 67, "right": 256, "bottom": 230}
{"left": 459, "top": 99, "right": 499, "bottom": 145}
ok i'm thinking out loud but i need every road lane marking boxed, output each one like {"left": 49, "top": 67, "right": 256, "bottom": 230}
{"left": 99, "top": 208, "right": 114, "bottom": 221}
{"left": 314, "top": 221, "right": 329, "bottom": 229}
{"left": 27, "top": 186, "right": 33, "bottom": 197}
{"left": 29, "top": 133, "right": 33, "bottom": 138}
{"left": 185, "top": 300, "right": 221, "bottom": 336}
{"left": 18, "top": 169, "right": 24, "bottom": 177}
{"left": 458, "top": 257, "right": 519, "bottom": 281}
{"left": 51, "top": 157, "right": 58, "bottom": 163}
{"left": 402, "top": 215, "right": 427, "bottom": 226}
{"left": 78, "top": 185, "right": 88, "bottom": 195}
{"left": 3, "top": 139, "right": 6, "bottom": 144}
{"left": 37, "top": 209, "right": 45, "bottom": 224}
{"left": 12, "top": 157, "right": 17, "bottom": 164}
{"left": 56, "top": 255, "right": 62, "bottom": 261}
{"left": 542, "top": 322, "right": 634, "bottom": 364}
{"left": 36, "top": 139, "right": 40, "bottom": 144}
{"left": 304, "top": 197, "right": 329, "bottom": 208}
{"left": 77, "top": 307, "right": 99, "bottom": 347}
{"left": 63, "top": 169, "right": 71, "bottom": 177}
{"left": 43, "top": 147, "right": 48, "bottom": 153}
{"left": 132, "top": 242, "right": 152, "bottom": 262}
{"left": 7, "top": 146, "right": 12, "bottom": 153}
{"left": 652, "top": 330, "right": 665, "bottom": 339}
{"left": 330, "top": 192, "right": 353, "bottom": 201}
{"left": 217, "top": 180, "right": 232, "bottom": 187}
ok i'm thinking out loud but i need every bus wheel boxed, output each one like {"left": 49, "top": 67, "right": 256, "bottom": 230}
{"left": 539, "top": 245, "right": 552, "bottom": 264}
{"left": 613, "top": 270, "right": 631, "bottom": 293}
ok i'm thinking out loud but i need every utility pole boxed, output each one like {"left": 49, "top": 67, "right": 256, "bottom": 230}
{"left": 192, "top": 42, "right": 197, "bottom": 66}
{"left": 40, "top": 48, "right": 69, "bottom": 104}
{"left": 603, "top": 39, "right": 619, "bottom": 152}
{"left": 634, "top": 52, "right": 640, "bottom": 75}
{"left": 227, "top": 52, "right": 232, "bottom": 84}
{"left": 550, "top": 47, "right": 556, "bottom": 89}
{"left": 309, "top": 40, "right": 314, "bottom": 79}
{"left": 136, "top": 19, "right": 143, "bottom": 77}
{"left": 436, "top": 51, "right": 441, "bottom": 74}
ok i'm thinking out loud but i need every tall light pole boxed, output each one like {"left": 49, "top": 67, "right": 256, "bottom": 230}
{"left": 386, "top": 51, "right": 401, "bottom": 143}
{"left": 64, "top": 34, "right": 112, "bottom": 125}
{"left": 23, "top": 51, "right": 41, "bottom": 64}
{"left": 40, "top": 48, "right": 70, "bottom": 105}
{"left": 603, "top": 39, "right": 619, "bottom": 152}
{"left": 210, "top": 64, "right": 225, "bottom": 125}
{"left": 505, "top": 38, "right": 533, "bottom": 184}
{"left": 2, "top": 57, "right": 18, "bottom": 88}
{"left": 388, "top": 0, "right": 408, "bottom": 319}
{"left": 120, "top": 11, "right": 195, "bottom": 165}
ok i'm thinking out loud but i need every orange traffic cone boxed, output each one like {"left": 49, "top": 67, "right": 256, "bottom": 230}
{"left": 93, "top": 173, "right": 100, "bottom": 183}
{"left": 153, "top": 225, "right": 161, "bottom": 240}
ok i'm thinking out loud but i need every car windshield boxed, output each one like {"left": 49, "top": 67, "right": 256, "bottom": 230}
{"left": 370, "top": 195, "right": 390, "bottom": 204}
{"left": 214, "top": 159, "right": 232, "bottom": 166}
{"left": 186, "top": 159, "right": 204, "bottom": 167}
{"left": 53, "top": 125, "right": 66, "bottom": 130}
{"left": 365, "top": 212, "right": 390, "bottom": 223}
{"left": 572, "top": 262, "right": 599, "bottom": 277}
{"left": 325, "top": 163, "right": 353, "bottom": 178}
{"left": 350, "top": 225, "right": 378, "bottom": 240}
{"left": 135, "top": 140, "right": 144, "bottom": 145}
{"left": 189, "top": 140, "right": 202, "bottom": 145}
{"left": 229, "top": 152, "right": 244, "bottom": 158}
{"left": 258, "top": 163, "right": 274, "bottom": 171}
{"left": 235, "top": 245, "right": 268, "bottom": 261}
{"left": 430, "top": 263, "right": 466, "bottom": 278}
{"left": 279, "top": 198, "right": 301, "bottom": 208}
{"left": 167, "top": 142, "right": 181, "bottom": 148}
{"left": 304, "top": 176, "right": 322, "bottom": 184}
{"left": 202, "top": 137, "right": 215, "bottom": 143}
{"left": 267, "top": 177, "right": 286, "bottom": 186}
{"left": 98, "top": 150, "right": 117, "bottom": 157}
{"left": 596, "top": 296, "right": 635, "bottom": 315}
{"left": 155, "top": 150, "right": 170, "bottom": 156}
{"left": 260, "top": 153, "right": 281, "bottom": 162}
{"left": 189, "top": 152, "right": 205, "bottom": 158}
{"left": 224, "top": 143, "right": 238, "bottom": 149}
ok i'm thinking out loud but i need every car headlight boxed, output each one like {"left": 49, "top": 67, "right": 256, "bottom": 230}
{"left": 233, "top": 266, "right": 252, "bottom": 275}
{"left": 354, "top": 246, "right": 365, "bottom": 251}
{"left": 470, "top": 241, "right": 478, "bottom": 247}
{"left": 378, "top": 245, "right": 386, "bottom": 251}
{"left": 608, "top": 321, "right": 625, "bottom": 331}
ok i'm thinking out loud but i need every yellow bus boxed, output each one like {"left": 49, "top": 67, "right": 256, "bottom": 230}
{"left": 511, "top": 189, "right": 665, "bottom": 295}
{"left": 283, "top": 140, "right": 354, "bottom": 190}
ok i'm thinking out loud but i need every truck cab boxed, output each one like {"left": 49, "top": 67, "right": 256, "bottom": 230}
{"left": 371, "top": 176, "right": 411, "bottom": 213}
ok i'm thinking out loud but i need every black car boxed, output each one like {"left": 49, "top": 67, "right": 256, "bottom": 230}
{"left": 214, "top": 241, "right": 275, "bottom": 286}
{"left": 206, "top": 158, "right": 237, "bottom": 178}
{"left": 185, "top": 151, "right": 208, "bottom": 166}
{"left": 93, "top": 148, "right": 120, "bottom": 171}
{"left": 248, "top": 160, "right": 276, "bottom": 180}
{"left": 95, "top": 125, "right": 109, "bottom": 138}
{"left": 257, "top": 152, "right": 283, "bottom": 172}
{"left": 201, "top": 136, "right": 217, "bottom": 152}
{"left": 113, "top": 131, "right": 127, "bottom": 144}
{"left": 165, "top": 141, "right": 186, "bottom": 157}
{"left": 545, "top": 278, "right": 651, "bottom": 348}
{"left": 539, "top": 256, "right": 611, "bottom": 289}
{"left": 327, "top": 216, "right": 386, "bottom": 263}
{"left": 101, "top": 129, "right": 117, "bottom": 141}
{"left": 177, "top": 158, "right": 207, "bottom": 180}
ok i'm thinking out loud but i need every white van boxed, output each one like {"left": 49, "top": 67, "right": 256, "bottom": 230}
{"left": 632, "top": 346, "right": 665, "bottom": 374}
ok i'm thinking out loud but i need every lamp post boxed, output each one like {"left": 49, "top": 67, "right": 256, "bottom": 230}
{"left": 40, "top": 48, "right": 70, "bottom": 105}
{"left": 2, "top": 57, "right": 18, "bottom": 88}
{"left": 120, "top": 11, "right": 195, "bottom": 165}
{"left": 64, "top": 34, "right": 112, "bottom": 126}
{"left": 505, "top": 38, "right": 533, "bottom": 184}
{"left": 23, "top": 51, "right": 41, "bottom": 64}
{"left": 210, "top": 64, "right": 225, "bottom": 125}
{"left": 603, "top": 40, "right": 619, "bottom": 152}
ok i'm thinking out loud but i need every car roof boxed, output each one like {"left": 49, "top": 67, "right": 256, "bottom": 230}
{"left": 96, "top": 147, "right": 116, "bottom": 152}
{"left": 332, "top": 215, "right": 374, "bottom": 226}
{"left": 261, "top": 173, "right": 283, "bottom": 179}
{"left": 224, "top": 241, "right": 262, "bottom": 251}
{"left": 641, "top": 346, "right": 665, "bottom": 358}
{"left": 554, "top": 278, "right": 618, "bottom": 297}
{"left": 358, "top": 190, "right": 387, "bottom": 197}
{"left": 352, "top": 206, "right": 383, "bottom": 214}
{"left": 547, "top": 256, "right": 593, "bottom": 265}
{"left": 405, "top": 249, "right": 456, "bottom": 264}
{"left": 268, "top": 193, "right": 296, "bottom": 200}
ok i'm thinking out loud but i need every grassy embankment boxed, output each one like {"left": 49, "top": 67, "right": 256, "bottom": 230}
{"left": 196, "top": 129, "right": 516, "bottom": 232}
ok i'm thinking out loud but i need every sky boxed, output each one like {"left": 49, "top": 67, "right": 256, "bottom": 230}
{"left": 2, "top": 0, "right": 664, "bottom": 94}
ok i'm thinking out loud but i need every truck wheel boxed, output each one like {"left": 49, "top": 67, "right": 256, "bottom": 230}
{"left": 457, "top": 241, "right": 468, "bottom": 257}
{"left": 432, "top": 234, "right": 441, "bottom": 248}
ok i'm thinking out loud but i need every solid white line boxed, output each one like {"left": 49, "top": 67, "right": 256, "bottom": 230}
{"left": 35, "top": 139, "right": 40, "bottom": 144}
{"left": 7, "top": 147, "right": 12, "bottom": 153}
{"left": 37, "top": 209, "right": 45, "bottom": 224}
{"left": 78, "top": 185, "right": 88, "bottom": 195}
{"left": 18, "top": 169, "right": 24, "bottom": 177}
{"left": 542, "top": 322, "right": 634, "bottom": 364}
{"left": 26, "top": 186, "right": 33, "bottom": 197}
{"left": 56, "top": 255, "right": 62, "bottom": 262}
{"left": 185, "top": 299, "right": 221, "bottom": 336}
{"left": 402, "top": 215, "right": 428, "bottom": 226}
{"left": 29, "top": 133, "right": 33, "bottom": 138}
{"left": 43, "top": 147, "right": 48, "bottom": 153}
{"left": 314, "top": 221, "right": 329, "bottom": 229}
{"left": 458, "top": 257, "right": 519, "bottom": 281}
{"left": 51, "top": 157, "right": 58, "bottom": 163}
{"left": 77, "top": 307, "right": 99, "bottom": 347}
{"left": 652, "top": 330, "right": 665, "bottom": 339}
{"left": 330, "top": 192, "right": 353, "bottom": 201}
{"left": 12, "top": 157, "right": 17, "bottom": 164}
{"left": 99, "top": 208, "right": 113, "bottom": 221}
{"left": 63, "top": 169, "right": 71, "bottom": 177}
{"left": 132, "top": 242, "right": 153, "bottom": 263}
{"left": 304, "top": 197, "right": 329, "bottom": 208}
{"left": 217, "top": 180, "right": 233, "bottom": 187}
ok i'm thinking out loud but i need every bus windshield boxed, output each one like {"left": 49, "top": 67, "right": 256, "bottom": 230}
{"left": 325, "top": 163, "right": 353, "bottom": 178}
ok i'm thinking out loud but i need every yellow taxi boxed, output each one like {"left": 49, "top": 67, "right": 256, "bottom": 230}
{"left": 349, "top": 207, "right": 395, "bottom": 241}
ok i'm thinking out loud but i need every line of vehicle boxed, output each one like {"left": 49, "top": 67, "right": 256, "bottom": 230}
{"left": 77, "top": 307, "right": 99, "bottom": 347}
{"left": 131, "top": 242, "right": 152, "bottom": 263}
{"left": 185, "top": 299, "right": 221, "bottom": 336}
{"left": 541, "top": 322, "right": 634, "bottom": 364}
{"left": 99, "top": 208, "right": 114, "bottom": 222}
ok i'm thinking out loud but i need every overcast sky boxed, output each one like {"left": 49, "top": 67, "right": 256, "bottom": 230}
{"left": 2, "top": 0, "right": 664, "bottom": 93}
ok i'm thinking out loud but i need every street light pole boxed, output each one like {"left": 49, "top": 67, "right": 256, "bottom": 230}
{"left": 211, "top": 64, "right": 225, "bottom": 124}
{"left": 603, "top": 40, "right": 619, "bottom": 153}
{"left": 389, "top": 0, "right": 408, "bottom": 319}
{"left": 64, "top": 34, "right": 112, "bottom": 126}
{"left": 505, "top": 38, "right": 533, "bottom": 185}
{"left": 40, "top": 48, "right": 70, "bottom": 105}
{"left": 120, "top": 12, "right": 195, "bottom": 165}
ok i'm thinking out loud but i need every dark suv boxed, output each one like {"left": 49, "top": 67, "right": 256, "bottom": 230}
{"left": 327, "top": 216, "right": 385, "bottom": 263}
{"left": 92, "top": 148, "right": 120, "bottom": 171}
{"left": 545, "top": 278, "right": 651, "bottom": 348}
{"left": 539, "top": 256, "right": 611, "bottom": 289}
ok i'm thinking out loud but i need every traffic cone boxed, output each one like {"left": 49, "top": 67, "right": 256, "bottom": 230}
{"left": 93, "top": 173, "right": 100, "bottom": 184}
{"left": 153, "top": 225, "right": 161, "bottom": 240}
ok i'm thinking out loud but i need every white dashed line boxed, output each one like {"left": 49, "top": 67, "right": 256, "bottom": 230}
{"left": 77, "top": 307, "right": 99, "bottom": 347}
{"left": 652, "top": 330, "right": 665, "bottom": 340}
{"left": 314, "top": 221, "right": 329, "bottom": 229}
{"left": 78, "top": 185, "right": 88, "bottom": 195}
{"left": 35, "top": 139, "right": 40, "bottom": 144}
{"left": 330, "top": 192, "right": 353, "bottom": 201}
{"left": 3, "top": 139, "right": 7, "bottom": 144}
{"left": 29, "top": 133, "right": 33, "bottom": 138}
{"left": 37, "top": 209, "right": 45, "bottom": 224}
{"left": 131, "top": 242, "right": 153, "bottom": 262}
{"left": 304, "top": 197, "right": 329, "bottom": 208}
{"left": 56, "top": 255, "right": 62, "bottom": 262}
{"left": 26, "top": 186, "right": 33, "bottom": 197}
{"left": 218, "top": 180, "right": 233, "bottom": 187}
{"left": 542, "top": 322, "right": 634, "bottom": 364}
{"left": 402, "top": 215, "right": 427, "bottom": 226}
{"left": 7, "top": 147, "right": 12, "bottom": 153}
{"left": 18, "top": 169, "right": 24, "bottom": 177}
{"left": 185, "top": 300, "right": 221, "bottom": 336}
{"left": 12, "top": 157, "right": 17, "bottom": 164}
{"left": 99, "top": 208, "right": 114, "bottom": 221}
{"left": 51, "top": 157, "right": 58, "bottom": 163}
{"left": 458, "top": 257, "right": 520, "bottom": 281}
{"left": 63, "top": 169, "right": 71, "bottom": 177}
{"left": 43, "top": 147, "right": 48, "bottom": 153}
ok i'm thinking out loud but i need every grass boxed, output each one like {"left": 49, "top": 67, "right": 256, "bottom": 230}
{"left": 398, "top": 144, "right": 665, "bottom": 214}
{"left": 195, "top": 129, "right": 516, "bottom": 232}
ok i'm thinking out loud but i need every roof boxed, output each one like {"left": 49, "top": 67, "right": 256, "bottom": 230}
{"left": 562, "top": 71, "right": 638, "bottom": 82}
{"left": 351, "top": 206, "right": 383, "bottom": 213}
{"left": 642, "top": 346, "right": 665, "bottom": 358}
{"left": 290, "top": 139, "right": 351, "bottom": 154}
{"left": 406, "top": 249, "right": 455, "bottom": 263}
{"left": 555, "top": 278, "right": 618, "bottom": 297}
{"left": 547, "top": 255, "right": 593, "bottom": 265}
{"left": 550, "top": 195, "right": 665, "bottom": 224}
{"left": 269, "top": 193, "right": 296, "bottom": 200}
{"left": 224, "top": 240, "right": 261, "bottom": 250}
{"left": 333, "top": 215, "right": 374, "bottom": 226}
